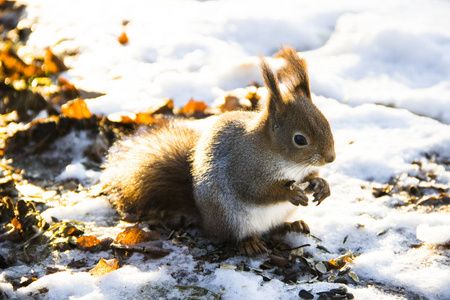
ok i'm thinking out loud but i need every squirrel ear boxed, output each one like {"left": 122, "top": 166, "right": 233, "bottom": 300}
{"left": 277, "top": 46, "right": 311, "bottom": 100}
{"left": 259, "top": 55, "right": 285, "bottom": 130}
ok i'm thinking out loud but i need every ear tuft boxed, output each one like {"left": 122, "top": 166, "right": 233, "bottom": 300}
{"left": 259, "top": 55, "right": 285, "bottom": 127}
{"left": 277, "top": 46, "right": 311, "bottom": 99}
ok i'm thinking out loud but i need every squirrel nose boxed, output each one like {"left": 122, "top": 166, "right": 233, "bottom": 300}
{"left": 324, "top": 152, "right": 335, "bottom": 163}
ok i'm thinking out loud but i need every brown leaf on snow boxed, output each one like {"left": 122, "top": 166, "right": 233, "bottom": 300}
{"left": 61, "top": 99, "right": 93, "bottom": 119}
{"left": 106, "top": 112, "right": 155, "bottom": 125}
{"left": 218, "top": 95, "right": 243, "bottom": 112}
{"left": 118, "top": 32, "right": 129, "bottom": 45}
{"left": 0, "top": 43, "right": 44, "bottom": 79}
{"left": 11, "top": 217, "right": 21, "bottom": 230}
{"left": 146, "top": 98, "right": 174, "bottom": 115}
{"left": 89, "top": 258, "right": 119, "bottom": 277}
{"left": 134, "top": 113, "right": 156, "bottom": 125}
{"left": 114, "top": 224, "right": 161, "bottom": 246}
{"left": 179, "top": 99, "right": 207, "bottom": 118}
{"left": 77, "top": 235, "right": 101, "bottom": 250}
{"left": 44, "top": 49, "right": 68, "bottom": 74}
{"left": 58, "top": 77, "right": 78, "bottom": 97}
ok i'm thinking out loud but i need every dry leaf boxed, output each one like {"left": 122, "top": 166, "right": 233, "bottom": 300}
{"left": 44, "top": 49, "right": 68, "bottom": 74}
{"left": 219, "top": 95, "right": 242, "bottom": 112}
{"left": 134, "top": 113, "right": 156, "bottom": 125}
{"left": 0, "top": 44, "right": 43, "bottom": 79}
{"left": 114, "top": 224, "right": 161, "bottom": 246}
{"left": 118, "top": 32, "right": 129, "bottom": 45}
{"left": 89, "top": 258, "right": 119, "bottom": 277}
{"left": 146, "top": 98, "right": 174, "bottom": 115}
{"left": 11, "top": 217, "right": 22, "bottom": 230}
{"left": 106, "top": 112, "right": 155, "bottom": 125}
{"left": 77, "top": 235, "right": 101, "bottom": 249}
{"left": 245, "top": 90, "right": 261, "bottom": 109}
{"left": 179, "top": 99, "right": 207, "bottom": 117}
{"left": 58, "top": 77, "right": 78, "bottom": 96}
{"left": 61, "top": 99, "right": 93, "bottom": 119}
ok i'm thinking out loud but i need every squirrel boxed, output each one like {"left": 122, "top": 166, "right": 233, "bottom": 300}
{"left": 101, "top": 46, "right": 335, "bottom": 256}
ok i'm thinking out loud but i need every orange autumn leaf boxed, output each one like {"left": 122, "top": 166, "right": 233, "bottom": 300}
{"left": 11, "top": 217, "right": 22, "bottom": 230}
{"left": 89, "top": 258, "right": 119, "bottom": 277}
{"left": 77, "top": 235, "right": 101, "bottom": 249}
{"left": 328, "top": 258, "right": 339, "bottom": 268}
{"left": 58, "top": 77, "right": 78, "bottom": 95}
{"left": 61, "top": 99, "right": 93, "bottom": 119}
{"left": 44, "top": 49, "right": 68, "bottom": 74}
{"left": 147, "top": 98, "right": 174, "bottom": 115}
{"left": 180, "top": 99, "right": 207, "bottom": 117}
{"left": 0, "top": 44, "right": 43, "bottom": 78}
{"left": 118, "top": 32, "right": 129, "bottom": 45}
{"left": 114, "top": 224, "right": 161, "bottom": 246}
{"left": 107, "top": 112, "right": 155, "bottom": 125}
{"left": 219, "top": 95, "right": 242, "bottom": 112}
{"left": 343, "top": 256, "right": 353, "bottom": 263}
{"left": 134, "top": 113, "right": 156, "bottom": 125}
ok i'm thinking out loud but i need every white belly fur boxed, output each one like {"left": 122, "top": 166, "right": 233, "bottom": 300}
{"left": 239, "top": 201, "right": 298, "bottom": 239}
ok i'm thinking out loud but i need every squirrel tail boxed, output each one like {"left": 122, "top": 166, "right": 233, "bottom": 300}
{"left": 277, "top": 46, "right": 311, "bottom": 99}
{"left": 101, "top": 122, "right": 201, "bottom": 224}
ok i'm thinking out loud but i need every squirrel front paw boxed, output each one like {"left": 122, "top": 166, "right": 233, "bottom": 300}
{"left": 238, "top": 236, "right": 267, "bottom": 257}
{"left": 306, "top": 177, "right": 331, "bottom": 206}
{"left": 284, "top": 180, "right": 309, "bottom": 206}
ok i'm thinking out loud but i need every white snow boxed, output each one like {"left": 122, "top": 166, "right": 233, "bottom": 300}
{"left": 2, "top": 0, "right": 449, "bottom": 299}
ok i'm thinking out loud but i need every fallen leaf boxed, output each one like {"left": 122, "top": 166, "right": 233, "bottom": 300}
{"left": 89, "top": 258, "right": 119, "bottom": 277}
{"left": 146, "top": 98, "right": 174, "bottom": 115}
{"left": 106, "top": 112, "right": 155, "bottom": 125}
{"left": 219, "top": 95, "right": 242, "bottom": 112}
{"left": 179, "top": 99, "right": 207, "bottom": 118}
{"left": 58, "top": 77, "right": 78, "bottom": 96}
{"left": 61, "top": 99, "right": 93, "bottom": 119}
{"left": 245, "top": 89, "right": 261, "bottom": 109}
{"left": 77, "top": 235, "right": 101, "bottom": 250}
{"left": 118, "top": 32, "right": 129, "bottom": 45}
{"left": 11, "top": 217, "right": 22, "bottom": 230}
{"left": 114, "top": 224, "right": 161, "bottom": 246}
{"left": 0, "top": 43, "right": 43, "bottom": 79}
{"left": 134, "top": 113, "right": 156, "bottom": 125}
{"left": 44, "top": 49, "right": 68, "bottom": 74}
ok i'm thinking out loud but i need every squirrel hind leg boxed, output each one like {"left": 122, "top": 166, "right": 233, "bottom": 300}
{"left": 271, "top": 220, "right": 310, "bottom": 235}
{"left": 237, "top": 236, "right": 268, "bottom": 257}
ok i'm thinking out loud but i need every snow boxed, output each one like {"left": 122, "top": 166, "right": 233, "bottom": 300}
{"left": 2, "top": 0, "right": 450, "bottom": 299}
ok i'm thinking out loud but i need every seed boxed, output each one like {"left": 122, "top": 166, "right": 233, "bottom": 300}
{"left": 315, "top": 261, "right": 328, "bottom": 274}
{"left": 334, "top": 278, "right": 348, "bottom": 284}
{"left": 330, "top": 287, "right": 347, "bottom": 295}
{"left": 298, "top": 289, "right": 314, "bottom": 299}
{"left": 348, "top": 271, "right": 359, "bottom": 283}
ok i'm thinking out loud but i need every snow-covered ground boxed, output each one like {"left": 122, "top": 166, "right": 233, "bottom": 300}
{"left": 2, "top": 0, "right": 450, "bottom": 299}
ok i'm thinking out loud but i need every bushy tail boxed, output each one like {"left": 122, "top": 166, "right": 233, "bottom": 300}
{"left": 277, "top": 46, "right": 311, "bottom": 99}
{"left": 101, "top": 122, "right": 201, "bottom": 224}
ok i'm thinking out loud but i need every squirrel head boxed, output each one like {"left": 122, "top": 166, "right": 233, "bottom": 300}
{"left": 260, "top": 46, "right": 335, "bottom": 167}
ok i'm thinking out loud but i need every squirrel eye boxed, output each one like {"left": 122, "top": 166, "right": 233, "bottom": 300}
{"left": 293, "top": 134, "right": 308, "bottom": 146}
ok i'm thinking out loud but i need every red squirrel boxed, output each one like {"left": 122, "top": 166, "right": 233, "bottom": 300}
{"left": 102, "top": 46, "right": 335, "bottom": 256}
